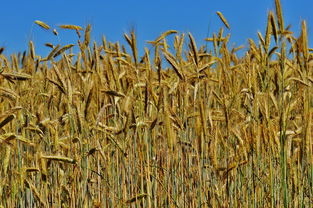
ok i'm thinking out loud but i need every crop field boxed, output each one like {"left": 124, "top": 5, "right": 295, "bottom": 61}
{"left": 0, "top": 0, "right": 312, "bottom": 207}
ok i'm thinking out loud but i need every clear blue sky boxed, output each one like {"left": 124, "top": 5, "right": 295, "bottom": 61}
{"left": 1, "top": 0, "right": 312, "bottom": 57}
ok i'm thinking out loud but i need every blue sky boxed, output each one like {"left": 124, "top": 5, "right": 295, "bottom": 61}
{"left": 1, "top": 0, "right": 312, "bottom": 57}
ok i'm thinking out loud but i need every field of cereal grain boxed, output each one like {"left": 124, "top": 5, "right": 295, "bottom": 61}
{"left": 0, "top": 0, "right": 312, "bottom": 207}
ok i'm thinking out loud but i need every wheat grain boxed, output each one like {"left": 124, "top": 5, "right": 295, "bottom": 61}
{"left": 34, "top": 20, "right": 50, "bottom": 30}
{"left": 216, "top": 11, "right": 230, "bottom": 29}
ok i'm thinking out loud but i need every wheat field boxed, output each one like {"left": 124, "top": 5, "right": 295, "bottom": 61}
{"left": 0, "top": 0, "right": 312, "bottom": 207}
